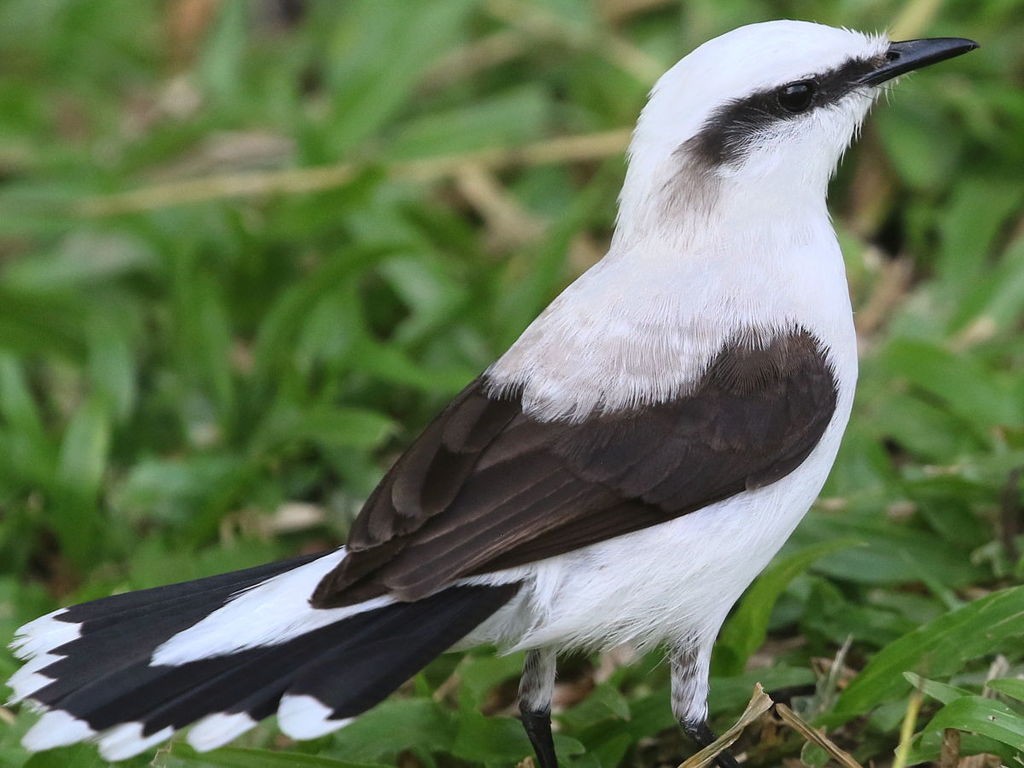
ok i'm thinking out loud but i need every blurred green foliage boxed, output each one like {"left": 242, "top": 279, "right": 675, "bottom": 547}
{"left": 0, "top": 0, "right": 1022, "bottom": 766}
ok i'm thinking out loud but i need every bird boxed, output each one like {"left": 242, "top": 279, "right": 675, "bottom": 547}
{"left": 8, "top": 19, "right": 976, "bottom": 768}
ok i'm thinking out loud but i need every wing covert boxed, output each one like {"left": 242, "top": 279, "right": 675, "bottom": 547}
{"left": 312, "top": 328, "right": 837, "bottom": 607}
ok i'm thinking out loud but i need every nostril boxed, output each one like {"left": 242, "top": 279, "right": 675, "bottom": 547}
{"left": 885, "top": 50, "right": 900, "bottom": 61}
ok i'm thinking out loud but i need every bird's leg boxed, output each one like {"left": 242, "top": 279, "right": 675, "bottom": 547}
{"left": 680, "top": 719, "right": 741, "bottom": 768}
{"left": 518, "top": 647, "right": 558, "bottom": 768}
{"left": 671, "top": 645, "right": 741, "bottom": 768}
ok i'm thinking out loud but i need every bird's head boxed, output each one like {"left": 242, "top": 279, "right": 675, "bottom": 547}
{"left": 616, "top": 20, "right": 977, "bottom": 244}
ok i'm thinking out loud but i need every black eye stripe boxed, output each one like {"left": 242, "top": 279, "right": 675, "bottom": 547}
{"left": 682, "top": 54, "right": 882, "bottom": 168}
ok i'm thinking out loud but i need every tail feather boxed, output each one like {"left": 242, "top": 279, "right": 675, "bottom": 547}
{"left": 286, "top": 582, "right": 511, "bottom": 718}
{"left": 32, "top": 552, "right": 324, "bottom": 632}
{"left": 8, "top": 551, "right": 325, "bottom": 705}
{"left": 9, "top": 550, "right": 520, "bottom": 759}
{"left": 18, "top": 594, "right": 256, "bottom": 708}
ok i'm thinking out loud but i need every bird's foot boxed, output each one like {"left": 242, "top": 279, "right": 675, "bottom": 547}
{"left": 521, "top": 706, "right": 558, "bottom": 768}
{"left": 681, "top": 718, "right": 741, "bottom": 768}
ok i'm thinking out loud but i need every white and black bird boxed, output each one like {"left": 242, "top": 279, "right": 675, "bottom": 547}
{"left": 8, "top": 20, "right": 976, "bottom": 768}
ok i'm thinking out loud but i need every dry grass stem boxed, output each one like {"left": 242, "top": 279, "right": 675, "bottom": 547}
{"left": 950, "top": 315, "right": 998, "bottom": 351}
{"left": 678, "top": 684, "right": 773, "bottom": 768}
{"left": 855, "top": 255, "right": 914, "bottom": 340}
{"left": 892, "top": 689, "right": 924, "bottom": 768}
{"left": 431, "top": 668, "right": 463, "bottom": 704}
{"left": 267, "top": 502, "right": 326, "bottom": 535}
{"left": 939, "top": 727, "right": 961, "bottom": 768}
{"left": 598, "top": 0, "right": 675, "bottom": 24}
{"left": 937, "top": 729, "right": 962, "bottom": 768}
{"left": 958, "top": 755, "right": 1002, "bottom": 768}
{"left": 453, "top": 164, "right": 546, "bottom": 251}
{"left": 998, "top": 469, "right": 1022, "bottom": 562}
{"left": 423, "top": 29, "right": 529, "bottom": 90}
{"left": 76, "top": 129, "right": 632, "bottom": 216}
{"left": 485, "top": 0, "right": 664, "bottom": 83}
{"left": 775, "top": 703, "right": 863, "bottom": 768}
{"left": 890, "top": 0, "right": 944, "bottom": 39}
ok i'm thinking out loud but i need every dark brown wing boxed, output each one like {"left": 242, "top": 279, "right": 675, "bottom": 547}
{"left": 312, "top": 328, "right": 838, "bottom": 607}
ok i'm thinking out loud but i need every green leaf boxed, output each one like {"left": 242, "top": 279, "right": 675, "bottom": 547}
{"left": 376, "top": 255, "right": 468, "bottom": 346}
{"left": 252, "top": 245, "right": 396, "bottom": 384}
{"left": 881, "top": 338, "right": 1020, "bottom": 433}
{"left": 23, "top": 744, "right": 108, "bottom": 768}
{"left": 322, "top": 0, "right": 475, "bottom": 156}
{"left": 174, "top": 270, "right": 235, "bottom": 424}
{"left": 0, "top": 353, "right": 43, "bottom": 438}
{"left": 388, "top": 86, "right": 548, "bottom": 159}
{"left": 350, "top": 338, "right": 474, "bottom": 394}
{"left": 793, "top": 513, "right": 986, "bottom": 588}
{"left": 558, "top": 682, "right": 632, "bottom": 731}
{"left": 112, "top": 454, "right": 248, "bottom": 527}
{"left": 198, "top": 0, "right": 248, "bottom": 106}
{"left": 714, "top": 538, "right": 856, "bottom": 676}
{"left": 87, "top": 311, "right": 137, "bottom": 422}
{"left": 923, "top": 695, "right": 1024, "bottom": 751}
{"left": 455, "top": 651, "right": 525, "bottom": 708}
{"left": 326, "top": 699, "right": 455, "bottom": 761}
{"left": 935, "top": 179, "right": 1024, "bottom": 303}
{"left": 988, "top": 678, "right": 1024, "bottom": 703}
{"left": 584, "top": 732, "right": 635, "bottom": 768}
{"left": 832, "top": 585, "right": 1024, "bottom": 721}
{"left": 875, "top": 87, "right": 964, "bottom": 190}
{"left": 903, "top": 672, "right": 972, "bottom": 705}
{"left": 175, "top": 745, "right": 389, "bottom": 768}
{"left": 57, "top": 395, "right": 111, "bottom": 498}
{"left": 451, "top": 712, "right": 532, "bottom": 763}
{"left": 451, "top": 711, "right": 584, "bottom": 765}
{"left": 250, "top": 405, "right": 395, "bottom": 455}
{"left": 585, "top": 682, "right": 632, "bottom": 721}
{"left": 0, "top": 288, "right": 88, "bottom": 359}
{"left": 1, "top": 231, "right": 157, "bottom": 291}
{"left": 869, "top": 390, "right": 977, "bottom": 460}
{"left": 949, "top": 227, "right": 1024, "bottom": 336}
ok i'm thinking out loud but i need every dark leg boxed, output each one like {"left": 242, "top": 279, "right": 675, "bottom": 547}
{"left": 519, "top": 648, "right": 558, "bottom": 768}
{"left": 682, "top": 718, "right": 741, "bottom": 768}
{"left": 520, "top": 706, "right": 557, "bottom": 768}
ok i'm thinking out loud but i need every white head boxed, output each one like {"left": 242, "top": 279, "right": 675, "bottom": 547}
{"left": 616, "top": 20, "right": 975, "bottom": 245}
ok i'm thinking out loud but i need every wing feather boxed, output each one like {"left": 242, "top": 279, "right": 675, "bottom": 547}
{"left": 312, "top": 328, "right": 837, "bottom": 607}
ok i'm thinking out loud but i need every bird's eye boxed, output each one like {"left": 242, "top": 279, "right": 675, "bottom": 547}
{"left": 777, "top": 81, "right": 815, "bottom": 113}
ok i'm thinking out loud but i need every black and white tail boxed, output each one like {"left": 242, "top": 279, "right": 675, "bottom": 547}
{"left": 8, "top": 549, "right": 519, "bottom": 760}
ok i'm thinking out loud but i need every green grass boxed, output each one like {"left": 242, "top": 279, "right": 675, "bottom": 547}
{"left": 0, "top": 1, "right": 1022, "bottom": 766}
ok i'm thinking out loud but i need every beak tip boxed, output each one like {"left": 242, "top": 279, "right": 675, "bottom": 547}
{"left": 953, "top": 38, "right": 981, "bottom": 52}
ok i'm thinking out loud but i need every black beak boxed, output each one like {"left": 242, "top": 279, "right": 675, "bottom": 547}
{"left": 857, "top": 37, "right": 978, "bottom": 86}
